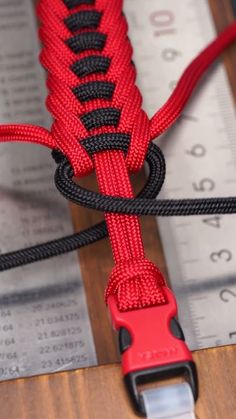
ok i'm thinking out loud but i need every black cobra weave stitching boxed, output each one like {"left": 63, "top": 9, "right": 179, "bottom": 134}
{"left": 63, "top": 0, "right": 95, "bottom": 9}
{"left": 81, "top": 108, "right": 121, "bottom": 129}
{"left": 66, "top": 32, "right": 107, "bottom": 53}
{"left": 71, "top": 56, "right": 111, "bottom": 78}
{"left": 66, "top": 7, "right": 122, "bottom": 131}
{"left": 73, "top": 81, "right": 115, "bottom": 102}
{"left": 65, "top": 11, "right": 102, "bottom": 32}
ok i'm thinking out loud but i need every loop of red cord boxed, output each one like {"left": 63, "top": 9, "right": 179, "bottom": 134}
{"left": 0, "top": 0, "right": 235, "bottom": 311}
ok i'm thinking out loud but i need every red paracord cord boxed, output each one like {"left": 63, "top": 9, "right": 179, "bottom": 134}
{"left": 0, "top": 0, "right": 235, "bottom": 312}
{"left": 38, "top": 0, "right": 166, "bottom": 311}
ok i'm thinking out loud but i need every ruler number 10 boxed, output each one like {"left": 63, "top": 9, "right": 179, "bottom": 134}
{"left": 150, "top": 11, "right": 176, "bottom": 37}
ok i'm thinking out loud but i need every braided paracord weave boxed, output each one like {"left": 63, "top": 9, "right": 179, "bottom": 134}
{"left": 38, "top": 0, "right": 151, "bottom": 176}
{"left": 37, "top": 0, "right": 167, "bottom": 311}
{"left": 0, "top": 1, "right": 236, "bottom": 312}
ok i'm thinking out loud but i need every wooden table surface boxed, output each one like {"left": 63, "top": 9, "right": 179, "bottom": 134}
{"left": 0, "top": 1, "right": 236, "bottom": 418}
{"left": 1, "top": 346, "right": 236, "bottom": 419}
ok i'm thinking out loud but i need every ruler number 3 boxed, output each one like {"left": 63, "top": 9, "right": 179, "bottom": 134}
{"left": 210, "top": 249, "right": 232, "bottom": 263}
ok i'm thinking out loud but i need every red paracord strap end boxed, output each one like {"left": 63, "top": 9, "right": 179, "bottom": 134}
{"left": 105, "top": 258, "right": 167, "bottom": 311}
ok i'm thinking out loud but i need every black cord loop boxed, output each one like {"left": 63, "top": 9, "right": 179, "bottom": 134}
{"left": 0, "top": 138, "right": 165, "bottom": 271}
{"left": 55, "top": 139, "right": 236, "bottom": 216}
{"left": 2, "top": 131, "right": 236, "bottom": 273}
{"left": 55, "top": 137, "right": 166, "bottom": 206}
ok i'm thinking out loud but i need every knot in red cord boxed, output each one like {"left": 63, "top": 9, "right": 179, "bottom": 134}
{"left": 105, "top": 259, "right": 167, "bottom": 312}
{"left": 37, "top": 0, "right": 151, "bottom": 178}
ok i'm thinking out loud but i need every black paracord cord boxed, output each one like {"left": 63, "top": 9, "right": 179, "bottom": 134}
{"left": 2, "top": 132, "right": 236, "bottom": 272}
{"left": 55, "top": 136, "right": 236, "bottom": 216}
{"left": 0, "top": 138, "right": 165, "bottom": 271}
{"left": 57, "top": 160, "right": 236, "bottom": 216}
{"left": 0, "top": 223, "right": 107, "bottom": 272}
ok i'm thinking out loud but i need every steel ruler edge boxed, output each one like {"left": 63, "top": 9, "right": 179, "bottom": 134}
{"left": 0, "top": 0, "right": 97, "bottom": 382}
{"left": 124, "top": 0, "right": 236, "bottom": 350}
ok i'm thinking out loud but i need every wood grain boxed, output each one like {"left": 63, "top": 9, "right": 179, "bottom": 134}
{"left": 0, "top": 346, "right": 236, "bottom": 419}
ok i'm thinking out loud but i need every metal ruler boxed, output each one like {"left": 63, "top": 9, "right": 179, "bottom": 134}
{"left": 124, "top": 0, "right": 236, "bottom": 350}
{"left": 0, "top": 0, "right": 235, "bottom": 383}
{"left": 0, "top": 0, "right": 97, "bottom": 381}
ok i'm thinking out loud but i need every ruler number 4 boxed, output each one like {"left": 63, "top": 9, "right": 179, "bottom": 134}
{"left": 203, "top": 216, "right": 221, "bottom": 229}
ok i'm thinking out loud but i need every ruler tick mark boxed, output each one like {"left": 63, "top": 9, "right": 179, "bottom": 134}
{"left": 183, "top": 259, "right": 199, "bottom": 264}
{"left": 165, "top": 187, "right": 182, "bottom": 193}
{"left": 224, "top": 178, "right": 236, "bottom": 184}
{"left": 226, "top": 161, "right": 235, "bottom": 167}
{"left": 162, "top": 153, "right": 174, "bottom": 158}
{"left": 175, "top": 222, "right": 191, "bottom": 228}
{"left": 189, "top": 296, "right": 208, "bottom": 302}
{"left": 198, "top": 335, "right": 217, "bottom": 340}
{"left": 215, "top": 144, "right": 230, "bottom": 150}
{"left": 185, "top": 280, "right": 200, "bottom": 284}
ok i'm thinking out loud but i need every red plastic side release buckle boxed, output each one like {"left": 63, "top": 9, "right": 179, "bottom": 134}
{"left": 108, "top": 287, "right": 198, "bottom": 416}
{"left": 108, "top": 287, "right": 192, "bottom": 374}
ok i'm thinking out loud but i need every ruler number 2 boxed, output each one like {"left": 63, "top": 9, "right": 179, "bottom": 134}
{"left": 219, "top": 290, "right": 236, "bottom": 340}
{"left": 220, "top": 289, "right": 236, "bottom": 302}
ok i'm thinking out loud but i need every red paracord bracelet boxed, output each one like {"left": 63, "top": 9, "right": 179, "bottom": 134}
{"left": 37, "top": 0, "right": 167, "bottom": 312}
{"left": 0, "top": 1, "right": 236, "bottom": 415}
{"left": 1, "top": 0, "right": 235, "bottom": 312}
